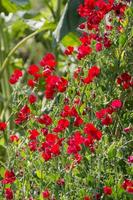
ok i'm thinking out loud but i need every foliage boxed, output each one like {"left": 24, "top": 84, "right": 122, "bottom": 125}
{"left": 0, "top": 0, "right": 133, "bottom": 200}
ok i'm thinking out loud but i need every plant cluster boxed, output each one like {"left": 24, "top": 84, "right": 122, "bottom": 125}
{"left": 0, "top": 0, "right": 133, "bottom": 199}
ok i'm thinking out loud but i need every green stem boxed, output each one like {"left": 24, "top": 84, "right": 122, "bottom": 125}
{"left": 0, "top": 28, "right": 43, "bottom": 77}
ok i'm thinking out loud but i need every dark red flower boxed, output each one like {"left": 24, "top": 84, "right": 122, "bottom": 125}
{"left": 4, "top": 188, "right": 13, "bottom": 200}
{"left": 64, "top": 46, "right": 74, "bottom": 55}
{"left": 101, "top": 115, "right": 113, "bottom": 126}
{"left": 28, "top": 94, "right": 37, "bottom": 104}
{"left": 38, "top": 114, "right": 52, "bottom": 126}
{"left": 15, "top": 105, "right": 30, "bottom": 124}
{"left": 57, "top": 178, "right": 65, "bottom": 186}
{"left": 0, "top": 121, "right": 7, "bottom": 131}
{"left": 28, "top": 141, "right": 38, "bottom": 151}
{"left": 96, "top": 42, "right": 103, "bottom": 52}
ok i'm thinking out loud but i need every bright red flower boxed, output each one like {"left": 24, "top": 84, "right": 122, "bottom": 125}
{"left": 57, "top": 77, "right": 68, "bottom": 93}
{"left": 53, "top": 118, "right": 69, "bottom": 133}
{"left": 122, "top": 179, "right": 133, "bottom": 192}
{"left": 103, "top": 186, "right": 112, "bottom": 195}
{"left": 77, "top": 44, "right": 92, "bottom": 60}
{"left": 42, "top": 189, "right": 50, "bottom": 199}
{"left": 51, "top": 144, "right": 60, "bottom": 156}
{"left": 83, "top": 66, "right": 100, "bottom": 84}
{"left": 29, "top": 129, "right": 39, "bottom": 140}
{"left": 27, "top": 64, "right": 40, "bottom": 76}
{"left": 40, "top": 53, "right": 56, "bottom": 69}
{"left": 111, "top": 99, "right": 122, "bottom": 109}
{"left": 42, "top": 150, "right": 51, "bottom": 161}
{"left": 1, "top": 170, "right": 16, "bottom": 184}
{"left": 84, "top": 123, "right": 102, "bottom": 141}
{"left": 9, "top": 69, "right": 23, "bottom": 84}
{"left": 4, "top": 188, "right": 13, "bottom": 200}
{"left": 0, "top": 121, "right": 7, "bottom": 131}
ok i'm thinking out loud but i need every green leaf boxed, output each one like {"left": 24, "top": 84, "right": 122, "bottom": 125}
{"left": 107, "top": 143, "right": 117, "bottom": 159}
{"left": 36, "top": 170, "right": 45, "bottom": 179}
{"left": 0, "top": 0, "right": 30, "bottom": 13}
{"left": 61, "top": 32, "right": 80, "bottom": 47}
{"left": 119, "top": 33, "right": 127, "bottom": 47}
{"left": 0, "top": 145, "right": 8, "bottom": 164}
{"left": 12, "top": 19, "right": 29, "bottom": 39}
{"left": 0, "top": 0, "right": 17, "bottom": 13}
{"left": 53, "top": 0, "right": 84, "bottom": 43}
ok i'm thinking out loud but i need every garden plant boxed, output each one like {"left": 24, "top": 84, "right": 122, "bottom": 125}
{"left": 0, "top": 0, "right": 133, "bottom": 199}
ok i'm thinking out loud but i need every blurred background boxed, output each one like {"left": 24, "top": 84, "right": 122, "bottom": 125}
{"left": 0, "top": 0, "right": 83, "bottom": 123}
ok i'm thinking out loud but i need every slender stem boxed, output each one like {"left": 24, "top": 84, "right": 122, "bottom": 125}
{"left": 0, "top": 29, "right": 43, "bottom": 77}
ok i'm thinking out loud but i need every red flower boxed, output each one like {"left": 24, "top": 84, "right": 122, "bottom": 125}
{"left": 29, "top": 129, "right": 39, "bottom": 140}
{"left": 27, "top": 79, "right": 36, "bottom": 88}
{"left": 0, "top": 121, "right": 7, "bottom": 131}
{"left": 10, "top": 134, "right": 19, "bottom": 142}
{"left": 84, "top": 123, "right": 102, "bottom": 141}
{"left": 4, "top": 188, "right": 13, "bottom": 200}
{"left": 53, "top": 118, "right": 69, "bottom": 133}
{"left": 38, "top": 114, "right": 52, "bottom": 126}
{"left": 9, "top": 69, "right": 23, "bottom": 84}
{"left": 83, "top": 66, "right": 100, "bottom": 84}
{"left": 77, "top": 44, "right": 92, "bottom": 60}
{"left": 40, "top": 53, "right": 56, "bottom": 69}
{"left": 64, "top": 46, "right": 74, "bottom": 55}
{"left": 57, "top": 178, "right": 65, "bottom": 186}
{"left": 128, "top": 156, "right": 133, "bottom": 163}
{"left": 111, "top": 99, "right": 122, "bottom": 109}
{"left": 15, "top": 105, "right": 30, "bottom": 124}
{"left": 101, "top": 115, "right": 113, "bottom": 126}
{"left": 51, "top": 144, "right": 60, "bottom": 156}
{"left": 42, "top": 150, "right": 51, "bottom": 161}
{"left": 96, "top": 43, "right": 102, "bottom": 52}
{"left": 103, "top": 186, "right": 112, "bottom": 195}
{"left": 28, "top": 141, "right": 38, "bottom": 151}
{"left": 84, "top": 196, "right": 91, "bottom": 200}
{"left": 28, "top": 94, "right": 37, "bottom": 104}
{"left": 28, "top": 64, "right": 39, "bottom": 76}
{"left": 42, "top": 189, "right": 50, "bottom": 199}
{"left": 122, "top": 179, "right": 133, "bottom": 194}
{"left": 1, "top": 170, "right": 16, "bottom": 184}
